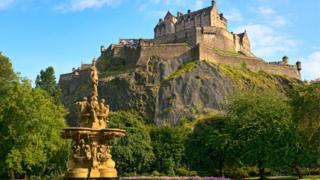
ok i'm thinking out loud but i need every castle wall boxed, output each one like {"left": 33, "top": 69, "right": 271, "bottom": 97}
{"left": 154, "top": 26, "right": 252, "bottom": 57}
{"left": 108, "top": 44, "right": 141, "bottom": 67}
{"left": 136, "top": 43, "right": 194, "bottom": 66}
{"left": 106, "top": 43, "right": 195, "bottom": 68}
{"left": 196, "top": 27, "right": 236, "bottom": 52}
{"left": 198, "top": 44, "right": 300, "bottom": 79}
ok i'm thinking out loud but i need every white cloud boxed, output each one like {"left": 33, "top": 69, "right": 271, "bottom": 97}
{"left": 233, "top": 24, "right": 298, "bottom": 58}
{"left": 0, "top": 0, "right": 14, "bottom": 10}
{"left": 301, "top": 51, "right": 320, "bottom": 80}
{"left": 55, "top": 0, "right": 120, "bottom": 12}
{"left": 254, "top": 6, "right": 287, "bottom": 27}
{"left": 225, "top": 8, "right": 243, "bottom": 23}
{"left": 257, "top": 7, "right": 274, "bottom": 16}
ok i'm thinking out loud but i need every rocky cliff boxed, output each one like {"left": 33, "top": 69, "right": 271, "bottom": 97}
{"left": 59, "top": 53, "right": 298, "bottom": 126}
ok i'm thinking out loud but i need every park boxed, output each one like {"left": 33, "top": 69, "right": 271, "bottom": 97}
{"left": 0, "top": 0, "right": 319, "bottom": 179}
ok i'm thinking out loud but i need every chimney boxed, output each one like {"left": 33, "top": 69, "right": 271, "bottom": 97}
{"left": 296, "top": 61, "right": 302, "bottom": 71}
{"left": 187, "top": 9, "right": 191, "bottom": 14}
{"left": 212, "top": 0, "right": 216, "bottom": 6}
{"left": 100, "top": 45, "right": 105, "bottom": 53}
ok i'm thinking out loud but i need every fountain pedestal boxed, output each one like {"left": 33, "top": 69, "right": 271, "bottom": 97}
{"left": 61, "top": 59, "right": 125, "bottom": 179}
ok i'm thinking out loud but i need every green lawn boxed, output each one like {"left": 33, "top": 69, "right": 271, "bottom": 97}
{"left": 244, "top": 176, "right": 320, "bottom": 180}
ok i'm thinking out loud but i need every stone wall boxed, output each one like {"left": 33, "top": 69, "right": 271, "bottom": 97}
{"left": 102, "top": 41, "right": 300, "bottom": 80}
{"left": 106, "top": 42, "right": 195, "bottom": 68}
{"left": 198, "top": 44, "right": 301, "bottom": 79}
{"left": 154, "top": 26, "right": 252, "bottom": 57}
{"left": 106, "top": 44, "right": 141, "bottom": 68}
{"left": 136, "top": 43, "right": 194, "bottom": 66}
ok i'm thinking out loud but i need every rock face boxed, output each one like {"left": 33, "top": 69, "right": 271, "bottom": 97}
{"left": 59, "top": 55, "right": 296, "bottom": 126}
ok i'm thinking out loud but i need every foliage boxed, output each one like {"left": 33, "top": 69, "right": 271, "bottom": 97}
{"left": 287, "top": 82, "right": 320, "bottom": 176}
{"left": 163, "top": 61, "right": 197, "bottom": 82}
{"left": 0, "top": 53, "right": 18, "bottom": 109}
{"left": 289, "top": 82, "right": 320, "bottom": 136}
{"left": 227, "top": 90, "right": 296, "bottom": 179}
{"left": 0, "top": 79, "right": 67, "bottom": 178}
{"left": 0, "top": 52, "right": 17, "bottom": 82}
{"left": 97, "top": 54, "right": 129, "bottom": 76}
{"left": 109, "top": 111, "right": 155, "bottom": 175}
{"left": 150, "top": 124, "right": 191, "bottom": 175}
{"left": 35, "top": 66, "right": 61, "bottom": 103}
{"left": 186, "top": 116, "right": 235, "bottom": 176}
{"left": 215, "top": 62, "right": 289, "bottom": 91}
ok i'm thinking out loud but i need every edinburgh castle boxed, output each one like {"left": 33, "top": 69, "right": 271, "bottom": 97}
{"left": 61, "top": 0, "right": 302, "bottom": 82}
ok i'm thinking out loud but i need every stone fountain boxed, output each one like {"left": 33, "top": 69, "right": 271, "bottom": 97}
{"left": 61, "top": 59, "right": 125, "bottom": 179}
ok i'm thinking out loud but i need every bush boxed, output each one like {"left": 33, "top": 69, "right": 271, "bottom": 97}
{"left": 151, "top": 170, "right": 160, "bottom": 176}
{"left": 224, "top": 167, "right": 249, "bottom": 179}
{"left": 175, "top": 167, "right": 190, "bottom": 176}
{"left": 189, "top": 170, "right": 198, "bottom": 176}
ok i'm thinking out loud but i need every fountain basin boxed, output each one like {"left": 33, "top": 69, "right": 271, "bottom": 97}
{"left": 61, "top": 127, "right": 125, "bottom": 140}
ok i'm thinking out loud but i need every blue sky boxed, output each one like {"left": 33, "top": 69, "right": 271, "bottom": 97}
{"left": 0, "top": 0, "right": 319, "bottom": 81}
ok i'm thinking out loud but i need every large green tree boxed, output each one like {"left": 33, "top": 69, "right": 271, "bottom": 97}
{"left": 35, "top": 66, "right": 61, "bottom": 102}
{"left": 287, "top": 82, "right": 320, "bottom": 177}
{"left": 186, "top": 116, "right": 235, "bottom": 177}
{"left": 227, "top": 90, "right": 295, "bottom": 180}
{"left": 0, "top": 80, "right": 67, "bottom": 178}
{"left": 108, "top": 111, "right": 155, "bottom": 175}
{"left": 150, "top": 124, "right": 190, "bottom": 175}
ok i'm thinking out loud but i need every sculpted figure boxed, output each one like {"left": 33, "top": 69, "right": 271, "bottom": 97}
{"left": 90, "top": 96, "right": 100, "bottom": 123}
{"left": 91, "top": 59, "right": 99, "bottom": 97}
{"left": 85, "top": 144, "right": 92, "bottom": 160}
{"left": 99, "top": 99, "right": 107, "bottom": 114}
{"left": 99, "top": 99, "right": 109, "bottom": 117}
{"left": 72, "top": 145, "right": 81, "bottom": 158}
{"left": 91, "top": 142, "right": 99, "bottom": 169}
{"left": 80, "top": 97, "right": 89, "bottom": 115}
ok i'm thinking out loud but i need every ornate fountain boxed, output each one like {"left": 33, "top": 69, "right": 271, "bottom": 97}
{"left": 61, "top": 59, "right": 125, "bottom": 179}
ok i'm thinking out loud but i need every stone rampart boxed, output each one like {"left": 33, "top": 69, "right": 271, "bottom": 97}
{"left": 198, "top": 44, "right": 300, "bottom": 79}
{"left": 137, "top": 43, "right": 194, "bottom": 66}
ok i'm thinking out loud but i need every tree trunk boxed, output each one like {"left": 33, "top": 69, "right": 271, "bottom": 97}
{"left": 289, "top": 164, "right": 302, "bottom": 179}
{"left": 258, "top": 161, "right": 266, "bottom": 180}
{"left": 9, "top": 170, "right": 14, "bottom": 180}
{"left": 259, "top": 167, "right": 266, "bottom": 180}
{"left": 219, "top": 160, "right": 223, "bottom": 177}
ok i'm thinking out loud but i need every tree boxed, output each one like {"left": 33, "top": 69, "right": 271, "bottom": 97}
{"left": 108, "top": 111, "right": 155, "bottom": 175}
{"left": 287, "top": 82, "right": 320, "bottom": 177}
{"left": 0, "top": 53, "right": 18, "bottom": 108}
{"left": 150, "top": 124, "right": 190, "bottom": 175}
{"left": 35, "top": 66, "right": 61, "bottom": 102}
{"left": 0, "top": 79, "right": 67, "bottom": 178}
{"left": 186, "top": 116, "right": 235, "bottom": 177}
{"left": 227, "top": 90, "right": 295, "bottom": 180}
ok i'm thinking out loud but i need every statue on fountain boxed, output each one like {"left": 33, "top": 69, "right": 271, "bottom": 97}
{"left": 61, "top": 58, "right": 125, "bottom": 179}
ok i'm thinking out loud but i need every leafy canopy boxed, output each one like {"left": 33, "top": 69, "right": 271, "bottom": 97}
{"left": 109, "top": 111, "right": 155, "bottom": 175}
{"left": 227, "top": 90, "right": 295, "bottom": 178}
{"left": 35, "top": 66, "right": 61, "bottom": 102}
{"left": 0, "top": 56, "right": 68, "bottom": 178}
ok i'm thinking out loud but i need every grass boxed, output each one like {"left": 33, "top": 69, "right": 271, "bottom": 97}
{"left": 244, "top": 176, "right": 320, "bottom": 180}
{"left": 162, "top": 61, "right": 197, "bottom": 84}
{"left": 204, "top": 60, "right": 286, "bottom": 91}
{"left": 213, "top": 48, "right": 245, "bottom": 57}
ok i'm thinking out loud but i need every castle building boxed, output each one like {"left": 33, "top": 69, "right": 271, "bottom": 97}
{"left": 62, "top": 0, "right": 302, "bottom": 80}
{"left": 153, "top": 0, "right": 253, "bottom": 57}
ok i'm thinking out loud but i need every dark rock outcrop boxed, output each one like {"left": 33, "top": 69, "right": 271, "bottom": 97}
{"left": 59, "top": 56, "right": 297, "bottom": 126}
